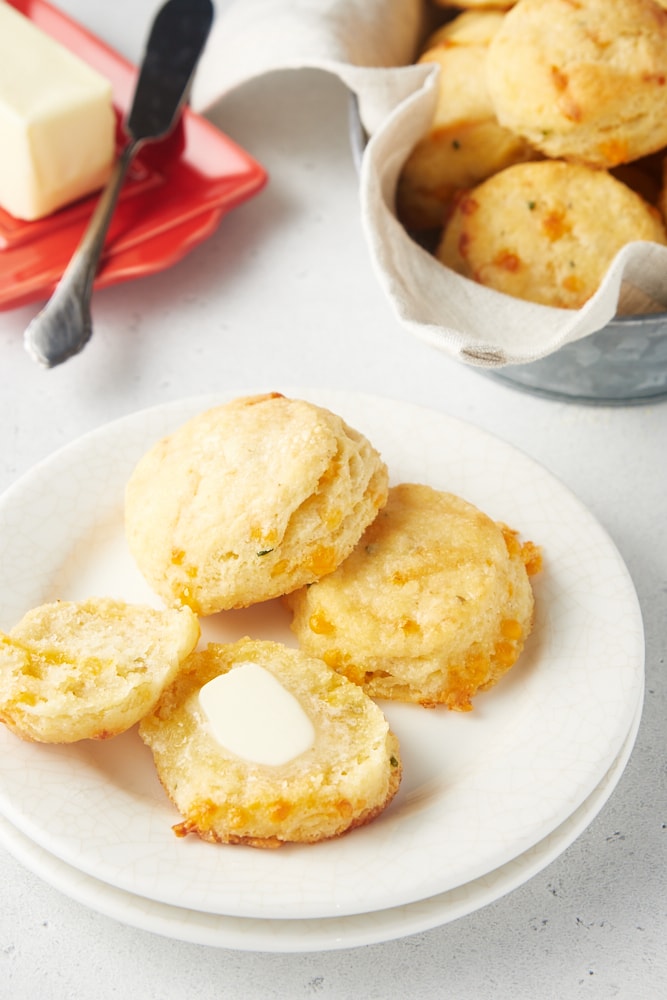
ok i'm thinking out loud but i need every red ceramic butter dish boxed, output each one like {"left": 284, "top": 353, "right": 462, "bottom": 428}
{"left": 0, "top": 0, "right": 267, "bottom": 311}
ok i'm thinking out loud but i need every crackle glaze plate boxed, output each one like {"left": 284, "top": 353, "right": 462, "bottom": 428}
{"left": 0, "top": 694, "right": 642, "bottom": 951}
{"left": 0, "top": 390, "right": 644, "bottom": 922}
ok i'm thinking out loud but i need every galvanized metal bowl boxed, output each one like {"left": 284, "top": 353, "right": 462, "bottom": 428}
{"left": 348, "top": 95, "right": 667, "bottom": 405}
{"left": 486, "top": 312, "right": 667, "bottom": 405}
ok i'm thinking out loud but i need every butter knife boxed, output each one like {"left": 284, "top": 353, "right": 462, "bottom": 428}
{"left": 24, "top": 0, "right": 214, "bottom": 368}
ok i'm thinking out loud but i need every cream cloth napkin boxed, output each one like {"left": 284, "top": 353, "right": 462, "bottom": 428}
{"left": 191, "top": 0, "right": 667, "bottom": 367}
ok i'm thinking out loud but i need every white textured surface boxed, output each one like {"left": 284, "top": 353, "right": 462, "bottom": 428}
{"left": 0, "top": 0, "right": 666, "bottom": 996}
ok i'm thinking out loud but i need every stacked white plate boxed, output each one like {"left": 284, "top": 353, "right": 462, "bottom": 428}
{"left": 0, "top": 390, "right": 644, "bottom": 952}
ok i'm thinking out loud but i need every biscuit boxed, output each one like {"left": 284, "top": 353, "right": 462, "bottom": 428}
{"left": 432, "top": 1, "right": 516, "bottom": 9}
{"left": 0, "top": 598, "right": 200, "bottom": 743}
{"left": 124, "top": 394, "right": 389, "bottom": 615}
{"left": 139, "top": 638, "right": 402, "bottom": 847}
{"left": 424, "top": 10, "right": 507, "bottom": 49}
{"left": 486, "top": 0, "right": 667, "bottom": 168}
{"left": 435, "top": 160, "right": 667, "bottom": 308}
{"left": 285, "top": 484, "right": 541, "bottom": 710}
{"left": 396, "top": 11, "right": 535, "bottom": 231}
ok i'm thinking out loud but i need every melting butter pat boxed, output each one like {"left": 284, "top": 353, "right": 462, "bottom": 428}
{"left": 199, "top": 662, "right": 316, "bottom": 766}
{"left": 0, "top": 2, "right": 116, "bottom": 221}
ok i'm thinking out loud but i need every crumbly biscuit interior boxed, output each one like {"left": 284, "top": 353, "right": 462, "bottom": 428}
{"left": 0, "top": 599, "right": 200, "bottom": 743}
{"left": 140, "top": 639, "right": 402, "bottom": 847}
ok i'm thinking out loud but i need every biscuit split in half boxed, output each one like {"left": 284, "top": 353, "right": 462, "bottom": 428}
{"left": 139, "top": 638, "right": 402, "bottom": 848}
{"left": 0, "top": 598, "right": 200, "bottom": 742}
{"left": 125, "top": 394, "right": 389, "bottom": 615}
{"left": 286, "top": 483, "right": 541, "bottom": 710}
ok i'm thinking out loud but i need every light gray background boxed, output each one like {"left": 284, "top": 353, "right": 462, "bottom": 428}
{"left": 0, "top": 2, "right": 665, "bottom": 997}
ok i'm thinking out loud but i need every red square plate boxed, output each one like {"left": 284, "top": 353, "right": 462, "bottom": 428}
{"left": 0, "top": 0, "right": 268, "bottom": 311}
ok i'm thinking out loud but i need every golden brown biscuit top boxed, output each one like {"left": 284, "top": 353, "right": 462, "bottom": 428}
{"left": 125, "top": 394, "right": 388, "bottom": 613}
{"left": 486, "top": 0, "right": 667, "bottom": 166}
{"left": 436, "top": 160, "right": 667, "bottom": 308}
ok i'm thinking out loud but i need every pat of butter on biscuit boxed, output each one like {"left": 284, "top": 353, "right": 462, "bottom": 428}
{"left": 199, "top": 661, "right": 316, "bottom": 767}
{"left": 0, "top": 2, "right": 116, "bottom": 221}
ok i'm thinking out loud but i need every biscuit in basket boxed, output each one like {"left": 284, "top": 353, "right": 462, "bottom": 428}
{"left": 433, "top": 1, "right": 516, "bottom": 9}
{"left": 435, "top": 160, "right": 667, "bottom": 309}
{"left": 486, "top": 0, "right": 667, "bottom": 168}
{"left": 139, "top": 638, "right": 402, "bottom": 847}
{"left": 0, "top": 598, "right": 200, "bottom": 743}
{"left": 285, "top": 484, "right": 541, "bottom": 710}
{"left": 424, "top": 10, "right": 507, "bottom": 48}
{"left": 124, "top": 393, "right": 389, "bottom": 615}
{"left": 396, "top": 10, "right": 535, "bottom": 231}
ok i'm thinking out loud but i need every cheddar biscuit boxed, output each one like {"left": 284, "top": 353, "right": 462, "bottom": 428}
{"left": 436, "top": 160, "right": 667, "bottom": 308}
{"left": 424, "top": 10, "right": 507, "bottom": 49}
{"left": 286, "top": 484, "right": 541, "bottom": 710}
{"left": 486, "top": 0, "right": 667, "bottom": 168}
{"left": 0, "top": 598, "right": 200, "bottom": 743}
{"left": 139, "top": 638, "right": 402, "bottom": 847}
{"left": 433, "top": 1, "right": 516, "bottom": 9}
{"left": 125, "top": 394, "right": 389, "bottom": 614}
{"left": 396, "top": 10, "right": 535, "bottom": 231}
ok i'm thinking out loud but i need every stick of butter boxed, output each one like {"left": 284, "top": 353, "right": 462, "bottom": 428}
{"left": 0, "top": 2, "right": 116, "bottom": 221}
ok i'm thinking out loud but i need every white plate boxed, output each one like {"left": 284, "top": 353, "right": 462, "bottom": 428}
{"left": 0, "top": 389, "right": 645, "bottom": 921}
{"left": 0, "top": 692, "right": 642, "bottom": 952}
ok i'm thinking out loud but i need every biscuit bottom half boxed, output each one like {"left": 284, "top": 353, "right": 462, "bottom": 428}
{"left": 285, "top": 483, "right": 542, "bottom": 710}
{"left": 139, "top": 639, "right": 402, "bottom": 848}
